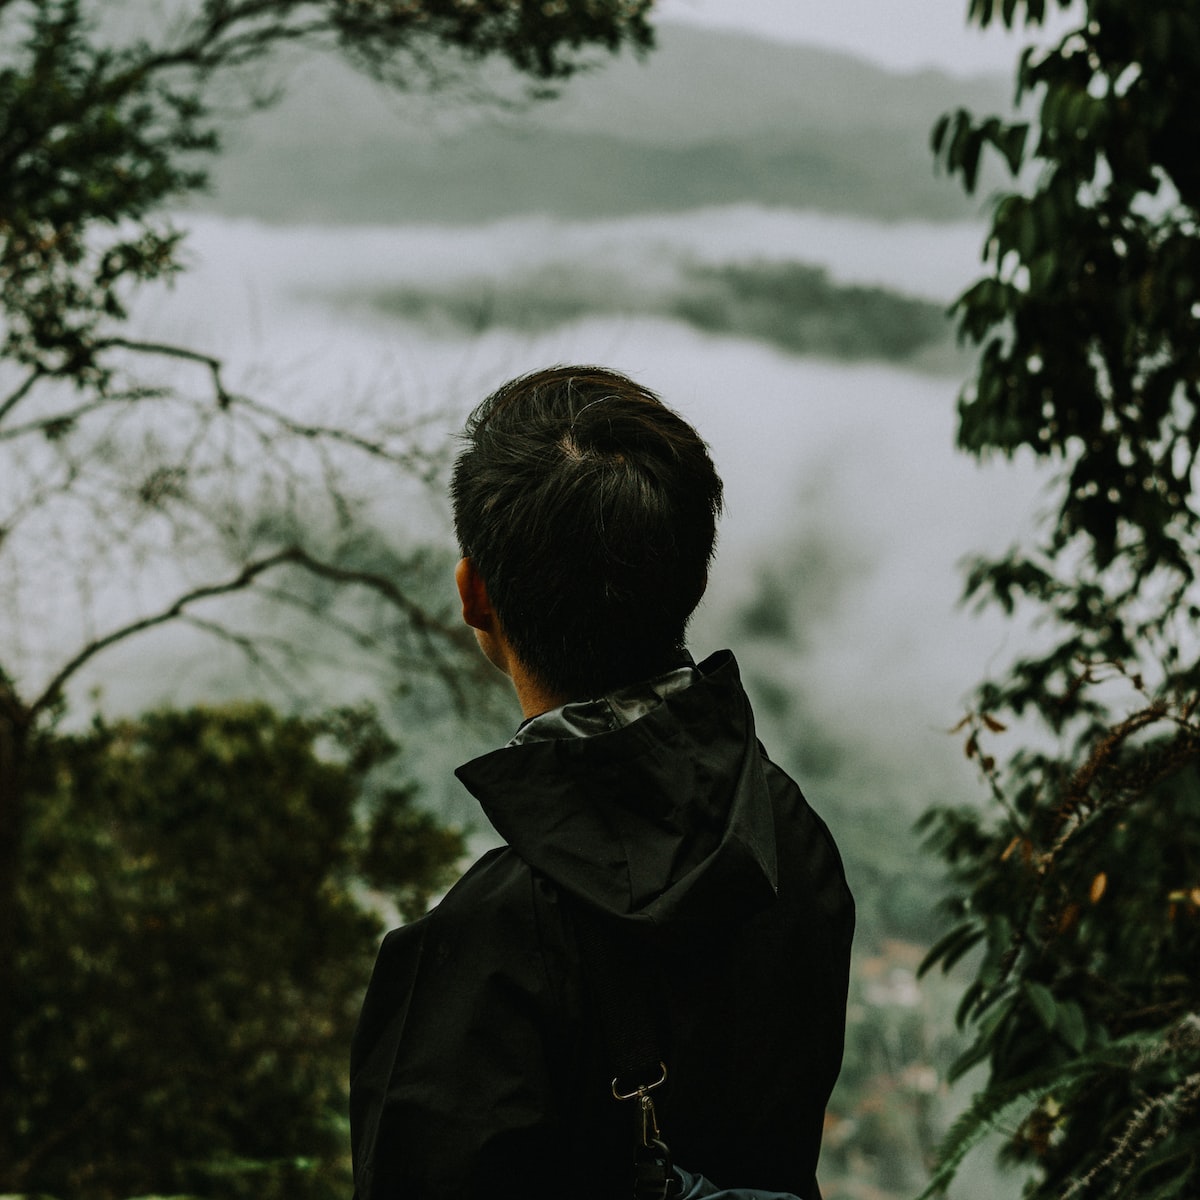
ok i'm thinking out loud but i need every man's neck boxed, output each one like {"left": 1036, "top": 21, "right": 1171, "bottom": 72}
{"left": 510, "top": 659, "right": 567, "bottom": 720}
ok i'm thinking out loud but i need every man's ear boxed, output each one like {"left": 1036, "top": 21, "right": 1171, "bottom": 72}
{"left": 455, "top": 557, "right": 495, "bottom": 632}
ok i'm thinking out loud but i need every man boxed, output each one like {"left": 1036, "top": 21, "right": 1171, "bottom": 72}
{"left": 350, "top": 366, "right": 854, "bottom": 1199}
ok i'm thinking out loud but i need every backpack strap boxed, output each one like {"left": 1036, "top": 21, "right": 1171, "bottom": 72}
{"left": 574, "top": 906, "right": 680, "bottom": 1200}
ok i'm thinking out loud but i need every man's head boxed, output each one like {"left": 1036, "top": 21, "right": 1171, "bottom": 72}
{"left": 450, "top": 365, "right": 723, "bottom": 701}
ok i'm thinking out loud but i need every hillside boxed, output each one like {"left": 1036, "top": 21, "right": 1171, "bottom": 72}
{"left": 196, "top": 22, "right": 1010, "bottom": 225}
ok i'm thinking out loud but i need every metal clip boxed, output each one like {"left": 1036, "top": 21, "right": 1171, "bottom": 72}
{"left": 611, "top": 1060, "right": 668, "bottom": 1103}
{"left": 610, "top": 1062, "right": 669, "bottom": 1150}
{"left": 639, "top": 1091, "right": 661, "bottom": 1148}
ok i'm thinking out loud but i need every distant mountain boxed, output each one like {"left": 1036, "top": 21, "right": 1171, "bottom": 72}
{"left": 195, "top": 23, "right": 1012, "bottom": 225}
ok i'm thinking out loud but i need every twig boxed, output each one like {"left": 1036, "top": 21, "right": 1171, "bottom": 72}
{"left": 29, "top": 550, "right": 304, "bottom": 715}
{"left": 177, "top": 613, "right": 298, "bottom": 698}
{"left": 0, "top": 368, "right": 43, "bottom": 424}
{"left": 96, "top": 337, "right": 232, "bottom": 405}
{"left": 0, "top": 387, "right": 171, "bottom": 442}
{"left": 29, "top": 545, "right": 466, "bottom": 718}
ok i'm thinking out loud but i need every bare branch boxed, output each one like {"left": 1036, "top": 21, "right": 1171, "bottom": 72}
{"left": 178, "top": 612, "right": 299, "bottom": 699}
{"left": 199, "top": 585, "right": 463, "bottom": 693}
{"left": 277, "top": 544, "right": 473, "bottom": 704}
{"left": 136, "top": 5, "right": 339, "bottom": 77}
{"left": 0, "top": 387, "right": 170, "bottom": 442}
{"left": 78, "top": 339, "right": 440, "bottom": 477}
{"left": 96, "top": 337, "right": 232, "bottom": 404}
{"left": 28, "top": 553, "right": 288, "bottom": 716}
{"left": 234, "top": 393, "right": 443, "bottom": 477}
{"left": 29, "top": 545, "right": 466, "bottom": 717}
{"left": 254, "top": 582, "right": 396, "bottom": 653}
{"left": 0, "top": 368, "right": 44, "bottom": 425}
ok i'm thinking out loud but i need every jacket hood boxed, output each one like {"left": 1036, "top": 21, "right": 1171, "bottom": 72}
{"left": 454, "top": 651, "right": 779, "bottom": 931}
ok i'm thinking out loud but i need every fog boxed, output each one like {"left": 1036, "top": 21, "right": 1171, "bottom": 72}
{"left": 40, "top": 205, "right": 1039, "bottom": 828}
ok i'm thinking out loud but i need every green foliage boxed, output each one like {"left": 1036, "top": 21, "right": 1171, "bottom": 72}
{"left": 921, "top": 1, "right": 1200, "bottom": 1195}
{"left": 922, "top": 696, "right": 1200, "bottom": 1193}
{"left": 932, "top": 0, "right": 1200, "bottom": 726}
{"left": 8, "top": 702, "right": 464, "bottom": 1200}
{"left": 1, "top": 0, "right": 205, "bottom": 384}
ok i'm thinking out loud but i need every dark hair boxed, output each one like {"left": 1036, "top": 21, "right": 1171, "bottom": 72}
{"left": 450, "top": 365, "right": 724, "bottom": 699}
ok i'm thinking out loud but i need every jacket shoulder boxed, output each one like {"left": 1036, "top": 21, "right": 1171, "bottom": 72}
{"left": 350, "top": 843, "right": 576, "bottom": 1199}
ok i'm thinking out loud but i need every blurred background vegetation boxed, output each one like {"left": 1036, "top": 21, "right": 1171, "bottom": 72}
{"left": 12, "top": 704, "right": 462, "bottom": 1199}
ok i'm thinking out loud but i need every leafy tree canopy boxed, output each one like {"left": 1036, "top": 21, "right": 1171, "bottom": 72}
{"left": 920, "top": 2, "right": 1200, "bottom": 1197}
{"left": 10, "top": 701, "right": 464, "bottom": 1200}
{"left": 933, "top": 0, "right": 1200, "bottom": 719}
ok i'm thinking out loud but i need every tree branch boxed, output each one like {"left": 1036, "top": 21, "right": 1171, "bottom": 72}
{"left": 96, "top": 337, "right": 232, "bottom": 405}
{"left": 29, "top": 549, "right": 298, "bottom": 715}
{"left": 0, "top": 368, "right": 44, "bottom": 425}
{"left": 276, "top": 544, "right": 473, "bottom": 704}
{"left": 136, "top": 4, "right": 339, "bottom": 77}
{"left": 0, "top": 386, "right": 170, "bottom": 442}
{"left": 235, "top": 393, "right": 444, "bottom": 477}
{"left": 177, "top": 611, "right": 299, "bottom": 697}
{"left": 29, "top": 545, "right": 466, "bottom": 717}
{"left": 87, "top": 340, "right": 440, "bottom": 475}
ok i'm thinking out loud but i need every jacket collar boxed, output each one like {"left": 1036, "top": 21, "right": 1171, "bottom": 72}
{"left": 456, "top": 651, "right": 779, "bottom": 929}
{"left": 508, "top": 661, "right": 699, "bottom": 747}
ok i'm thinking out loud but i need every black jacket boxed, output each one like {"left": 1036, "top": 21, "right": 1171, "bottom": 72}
{"left": 350, "top": 650, "right": 854, "bottom": 1199}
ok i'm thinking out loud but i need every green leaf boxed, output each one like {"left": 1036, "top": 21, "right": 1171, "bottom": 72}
{"left": 1016, "top": 200, "right": 1039, "bottom": 259}
{"left": 1025, "top": 981, "right": 1058, "bottom": 1031}
{"left": 915, "top": 1067, "right": 1062, "bottom": 1198}
{"left": 919, "top": 921, "right": 985, "bottom": 977}
{"left": 1029, "top": 251, "right": 1058, "bottom": 293}
{"left": 954, "top": 980, "right": 987, "bottom": 1028}
{"left": 947, "top": 1035, "right": 994, "bottom": 1086}
{"left": 1001, "top": 122, "right": 1029, "bottom": 173}
{"left": 1055, "top": 1000, "right": 1087, "bottom": 1052}
{"left": 932, "top": 111, "right": 952, "bottom": 156}
{"left": 962, "top": 129, "right": 985, "bottom": 193}
{"left": 968, "top": 0, "right": 995, "bottom": 30}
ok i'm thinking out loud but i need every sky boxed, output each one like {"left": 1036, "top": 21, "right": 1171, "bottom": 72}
{"left": 654, "top": 0, "right": 1081, "bottom": 77}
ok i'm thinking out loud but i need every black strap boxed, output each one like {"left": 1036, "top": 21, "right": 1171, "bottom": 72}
{"left": 574, "top": 906, "right": 663, "bottom": 1088}
{"left": 574, "top": 906, "right": 680, "bottom": 1200}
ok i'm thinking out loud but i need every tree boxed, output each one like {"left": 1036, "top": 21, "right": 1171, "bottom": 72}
{"left": 919, "top": 1, "right": 1200, "bottom": 1196}
{"left": 11, "top": 701, "right": 465, "bottom": 1199}
{"left": 0, "top": 0, "right": 653, "bottom": 1182}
